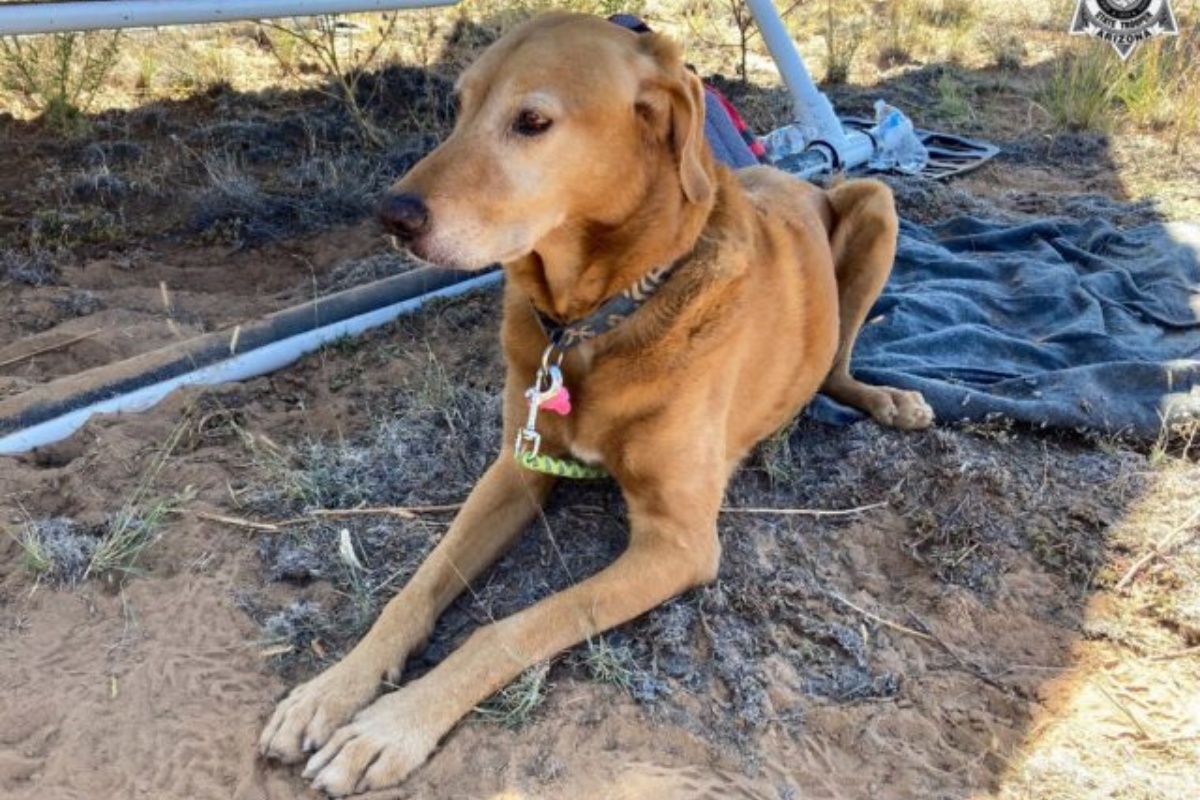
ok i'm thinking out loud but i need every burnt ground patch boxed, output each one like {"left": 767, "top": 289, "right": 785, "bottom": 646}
{"left": 230, "top": 290, "right": 1150, "bottom": 758}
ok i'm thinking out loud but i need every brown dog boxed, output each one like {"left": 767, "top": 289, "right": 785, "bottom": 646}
{"left": 259, "top": 12, "right": 932, "bottom": 795}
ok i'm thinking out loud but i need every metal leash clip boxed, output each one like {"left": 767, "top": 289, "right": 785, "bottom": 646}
{"left": 513, "top": 345, "right": 565, "bottom": 459}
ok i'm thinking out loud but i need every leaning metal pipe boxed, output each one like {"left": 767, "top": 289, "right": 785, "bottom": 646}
{"left": 0, "top": 0, "right": 460, "bottom": 36}
{"left": 838, "top": 130, "right": 877, "bottom": 170}
{"left": 745, "top": 0, "right": 888, "bottom": 175}
{"left": 0, "top": 268, "right": 500, "bottom": 455}
{"left": 773, "top": 148, "right": 833, "bottom": 180}
{"left": 743, "top": 0, "right": 846, "bottom": 150}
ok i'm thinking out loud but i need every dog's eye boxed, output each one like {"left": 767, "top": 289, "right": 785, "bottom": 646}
{"left": 512, "top": 109, "right": 552, "bottom": 137}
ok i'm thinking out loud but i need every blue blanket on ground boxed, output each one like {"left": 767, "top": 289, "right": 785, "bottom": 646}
{"left": 808, "top": 216, "right": 1200, "bottom": 438}
{"left": 699, "top": 89, "right": 1199, "bottom": 437}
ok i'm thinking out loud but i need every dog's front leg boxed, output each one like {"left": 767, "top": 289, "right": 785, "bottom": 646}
{"left": 302, "top": 464, "right": 724, "bottom": 796}
{"left": 259, "top": 456, "right": 554, "bottom": 764}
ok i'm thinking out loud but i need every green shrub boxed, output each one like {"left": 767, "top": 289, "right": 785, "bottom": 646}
{"left": 1038, "top": 42, "right": 1123, "bottom": 132}
{"left": 917, "top": 0, "right": 975, "bottom": 29}
{"left": 1116, "top": 27, "right": 1200, "bottom": 151}
{"left": 877, "top": 0, "right": 922, "bottom": 67}
{"left": 821, "top": 0, "right": 866, "bottom": 84}
{"left": 0, "top": 31, "right": 122, "bottom": 132}
{"left": 978, "top": 17, "right": 1026, "bottom": 71}
{"left": 261, "top": 13, "right": 401, "bottom": 146}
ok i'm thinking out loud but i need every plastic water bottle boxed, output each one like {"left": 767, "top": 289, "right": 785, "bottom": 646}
{"left": 867, "top": 101, "right": 928, "bottom": 175}
{"left": 760, "top": 124, "right": 818, "bottom": 163}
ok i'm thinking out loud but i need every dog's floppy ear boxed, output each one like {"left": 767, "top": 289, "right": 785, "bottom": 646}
{"left": 636, "top": 34, "right": 713, "bottom": 205}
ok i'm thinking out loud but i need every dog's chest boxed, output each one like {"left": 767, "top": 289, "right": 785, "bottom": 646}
{"left": 566, "top": 442, "right": 605, "bottom": 465}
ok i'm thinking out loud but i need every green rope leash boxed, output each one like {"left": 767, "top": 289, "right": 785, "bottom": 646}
{"left": 515, "top": 450, "right": 608, "bottom": 480}
{"left": 512, "top": 343, "right": 610, "bottom": 481}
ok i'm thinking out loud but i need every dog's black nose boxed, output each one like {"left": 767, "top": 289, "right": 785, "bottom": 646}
{"left": 378, "top": 192, "right": 429, "bottom": 240}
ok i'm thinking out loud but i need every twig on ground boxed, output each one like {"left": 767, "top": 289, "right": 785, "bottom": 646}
{"left": 194, "top": 511, "right": 280, "bottom": 532}
{"left": 721, "top": 501, "right": 888, "bottom": 517}
{"left": 1114, "top": 507, "right": 1200, "bottom": 591}
{"left": 1096, "top": 681, "right": 1158, "bottom": 740}
{"left": 195, "top": 505, "right": 461, "bottom": 533}
{"left": 905, "top": 610, "right": 1012, "bottom": 693}
{"left": 996, "top": 663, "right": 1065, "bottom": 677}
{"left": 304, "top": 504, "right": 462, "bottom": 521}
{"left": 1138, "top": 733, "right": 1200, "bottom": 748}
{"left": 950, "top": 541, "right": 981, "bottom": 568}
{"left": 259, "top": 644, "right": 295, "bottom": 658}
{"left": 830, "top": 591, "right": 933, "bottom": 641}
{"left": 0, "top": 328, "right": 103, "bottom": 368}
{"left": 1149, "top": 644, "right": 1200, "bottom": 662}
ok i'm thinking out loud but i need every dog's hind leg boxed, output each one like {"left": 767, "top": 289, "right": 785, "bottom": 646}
{"left": 259, "top": 454, "right": 555, "bottom": 765}
{"left": 819, "top": 179, "right": 933, "bottom": 430}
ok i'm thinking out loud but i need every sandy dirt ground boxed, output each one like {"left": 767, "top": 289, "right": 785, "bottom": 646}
{"left": 2, "top": 9, "right": 1199, "bottom": 800}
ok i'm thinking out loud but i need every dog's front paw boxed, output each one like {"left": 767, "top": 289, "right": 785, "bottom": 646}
{"left": 302, "top": 688, "right": 444, "bottom": 796}
{"left": 259, "top": 657, "right": 386, "bottom": 765}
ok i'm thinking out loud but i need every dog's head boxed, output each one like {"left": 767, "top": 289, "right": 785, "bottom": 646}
{"left": 379, "top": 13, "right": 713, "bottom": 271}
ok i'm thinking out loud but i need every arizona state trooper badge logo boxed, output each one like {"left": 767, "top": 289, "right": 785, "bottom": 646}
{"left": 1070, "top": 0, "right": 1179, "bottom": 60}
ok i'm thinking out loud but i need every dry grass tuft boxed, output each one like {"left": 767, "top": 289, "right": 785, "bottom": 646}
{"left": 78, "top": 417, "right": 188, "bottom": 584}
{"left": 477, "top": 661, "right": 553, "bottom": 728}
{"left": 1038, "top": 41, "right": 1124, "bottom": 132}
{"left": 9, "top": 417, "right": 194, "bottom": 587}
{"left": 818, "top": 0, "right": 866, "bottom": 85}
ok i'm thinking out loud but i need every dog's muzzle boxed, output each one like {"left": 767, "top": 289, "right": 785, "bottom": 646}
{"left": 378, "top": 192, "right": 430, "bottom": 241}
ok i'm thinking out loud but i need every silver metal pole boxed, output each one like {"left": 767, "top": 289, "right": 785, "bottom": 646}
{"left": 0, "top": 0, "right": 460, "bottom": 36}
{"left": 742, "top": 0, "right": 844, "bottom": 145}
{"left": 743, "top": 0, "right": 890, "bottom": 172}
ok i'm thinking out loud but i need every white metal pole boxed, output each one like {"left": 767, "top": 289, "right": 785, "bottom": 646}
{"left": 0, "top": 0, "right": 460, "bottom": 36}
{"left": 742, "top": 0, "right": 845, "bottom": 147}
{"left": 743, "top": 0, "right": 895, "bottom": 173}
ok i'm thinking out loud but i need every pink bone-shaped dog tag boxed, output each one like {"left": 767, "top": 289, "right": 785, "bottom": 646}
{"left": 540, "top": 385, "right": 572, "bottom": 415}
